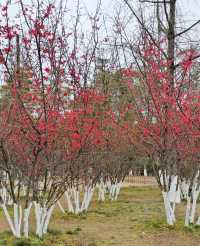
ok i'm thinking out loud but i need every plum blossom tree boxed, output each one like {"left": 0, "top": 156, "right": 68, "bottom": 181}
{"left": 120, "top": 40, "right": 200, "bottom": 226}
{"left": 0, "top": 0, "right": 115, "bottom": 237}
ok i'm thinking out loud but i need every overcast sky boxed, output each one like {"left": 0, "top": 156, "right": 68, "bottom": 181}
{"left": 65, "top": 0, "right": 200, "bottom": 41}
{"left": 4, "top": 0, "right": 200, "bottom": 24}
{"left": 2, "top": 0, "right": 200, "bottom": 43}
{"left": 81, "top": 0, "right": 200, "bottom": 19}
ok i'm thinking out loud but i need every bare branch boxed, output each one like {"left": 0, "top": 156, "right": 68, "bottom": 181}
{"left": 176, "top": 20, "right": 200, "bottom": 37}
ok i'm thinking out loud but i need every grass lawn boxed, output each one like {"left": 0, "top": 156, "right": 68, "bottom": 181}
{"left": 0, "top": 186, "right": 200, "bottom": 245}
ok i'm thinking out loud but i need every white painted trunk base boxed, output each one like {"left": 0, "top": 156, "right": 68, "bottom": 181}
{"left": 190, "top": 190, "right": 199, "bottom": 224}
{"left": 65, "top": 191, "right": 74, "bottom": 213}
{"left": 34, "top": 202, "right": 55, "bottom": 238}
{"left": 185, "top": 196, "right": 192, "bottom": 226}
{"left": 65, "top": 186, "right": 94, "bottom": 214}
{"left": 98, "top": 182, "right": 106, "bottom": 202}
{"left": 109, "top": 182, "right": 122, "bottom": 201}
{"left": 168, "top": 176, "right": 181, "bottom": 204}
{"left": 1, "top": 203, "right": 22, "bottom": 237}
{"left": 162, "top": 192, "right": 176, "bottom": 226}
{"left": 180, "top": 181, "right": 189, "bottom": 200}
{"left": 23, "top": 203, "right": 32, "bottom": 238}
{"left": 57, "top": 201, "right": 65, "bottom": 213}
{"left": 144, "top": 168, "right": 148, "bottom": 177}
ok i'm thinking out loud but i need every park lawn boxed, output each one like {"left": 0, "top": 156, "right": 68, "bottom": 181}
{"left": 0, "top": 186, "right": 200, "bottom": 245}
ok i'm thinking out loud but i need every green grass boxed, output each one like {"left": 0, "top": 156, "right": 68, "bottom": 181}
{"left": 0, "top": 186, "right": 200, "bottom": 245}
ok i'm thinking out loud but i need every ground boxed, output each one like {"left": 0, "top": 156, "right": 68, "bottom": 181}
{"left": 0, "top": 186, "right": 200, "bottom": 245}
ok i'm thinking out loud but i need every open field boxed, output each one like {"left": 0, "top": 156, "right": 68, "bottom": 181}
{"left": 0, "top": 186, "right": 200, "bottom": 245}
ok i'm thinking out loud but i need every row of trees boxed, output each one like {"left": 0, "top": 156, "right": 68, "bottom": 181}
{"left": 117, "top": 0, "right": 200, "bottom": 226}
{"left": 0, "top": 0, "right": 138, "bottom": 238}
{"left": 0, "top": 0, "right": 200, "bottom": 238}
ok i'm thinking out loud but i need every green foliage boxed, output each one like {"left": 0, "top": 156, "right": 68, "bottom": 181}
{"left": 133, "top": 157, "right": 154, "bottom": 174}
{"left": 0, "top": 69, "right": 32, "bottom": 111}
{"left": 95, "top": 70, "right": 135, "bottom": 122}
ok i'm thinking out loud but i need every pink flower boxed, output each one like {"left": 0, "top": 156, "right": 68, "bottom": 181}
{"left": 44, "top": 67, "right": 51, "bottom": 73}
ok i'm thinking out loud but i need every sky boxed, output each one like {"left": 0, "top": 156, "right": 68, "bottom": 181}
{"left": 0, "top": 0, "right": 200, "bottom": 85}
{"left": 2, "top": 0, "right": 200, "bottom": 47}
{"left": 65, "top": 0, "right": 200, "bottom": 42}
{"left": 80, "top": 0, "right": 200, "bottom": 20}
{"left": 3, "top": 0, "right": 200, "bottom": 26}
